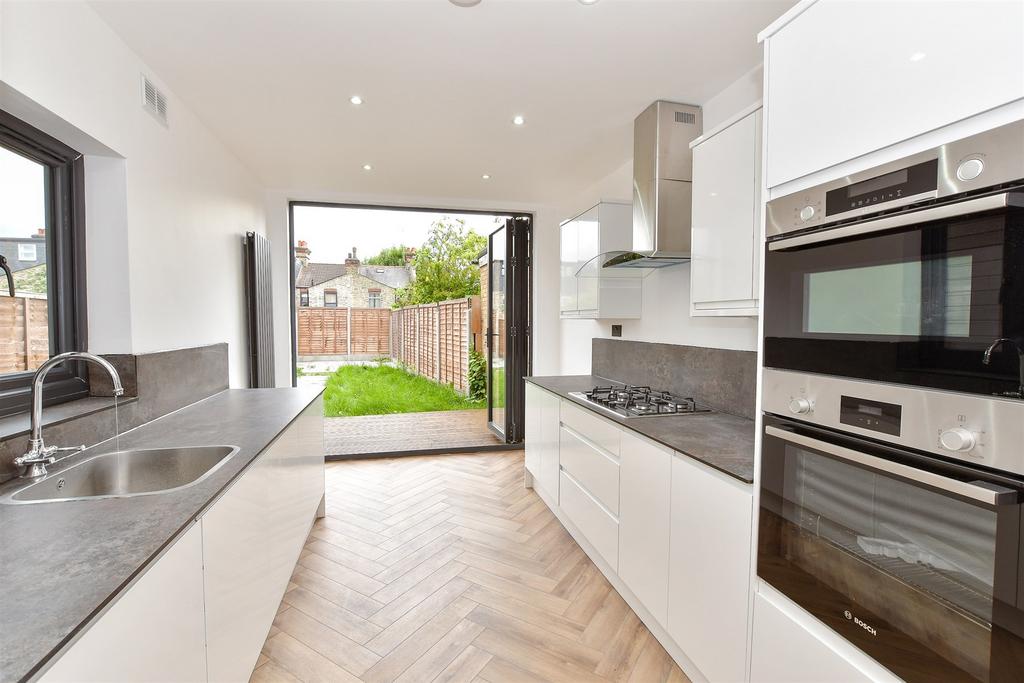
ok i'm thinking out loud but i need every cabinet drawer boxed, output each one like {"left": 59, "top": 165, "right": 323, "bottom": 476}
{"left": 559, "top": 471, "right": 618, "bottom": 570}
{"left": 560, "top": 401, "right": 620, "bottom": 456}
{"left": 559, "top": 425, "right": 619, "bottom": 515}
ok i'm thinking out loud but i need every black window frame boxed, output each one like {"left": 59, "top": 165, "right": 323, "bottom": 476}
{"left": 0, "top": 110, "right": 89, "bottom": 418}
{"left": 299, "top": 289, "right": 309, "bottom": 307}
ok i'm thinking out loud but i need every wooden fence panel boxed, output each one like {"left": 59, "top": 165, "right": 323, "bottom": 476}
{"left": 297, "top": 307, "right": 389, "bottom": 357}
{"left": 389, "top": 297, "right": 473, "bottom": 394}
{"left": 0, "top": 296, "right": 48, "bottom": 373}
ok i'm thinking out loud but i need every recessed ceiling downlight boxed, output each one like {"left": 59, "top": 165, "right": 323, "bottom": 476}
{"left": 578, "top": 0, "right": 599, "bottom": 4}
{"left": 482, "top": 174, "right": 491, "bottom": 180}
{"left": 449, "top": 0, "right": 481, "bottom": 6}
{"left": 512, "top": 115, "right": 525, "bottom": 126}
{"left": 350, "top": 95, "right": 363, "bottom": 105}
{"left": 362, "top": 164, "right": 373, "bottom": 171}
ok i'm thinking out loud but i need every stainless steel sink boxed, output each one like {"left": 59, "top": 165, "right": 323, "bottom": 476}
{"left": 2, "top": 445, "right": 238, "bottom": 504}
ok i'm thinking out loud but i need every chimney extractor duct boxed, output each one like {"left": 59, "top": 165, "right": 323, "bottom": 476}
{"left": 603, "top": 100, "right": 702, "bottom": 269}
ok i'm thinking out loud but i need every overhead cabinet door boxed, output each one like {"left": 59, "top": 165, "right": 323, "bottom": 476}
{"left": 764, "top": 0, "right": 1024, "bottom": 189}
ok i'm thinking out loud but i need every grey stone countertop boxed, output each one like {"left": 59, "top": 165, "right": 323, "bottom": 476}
{"left": 526, "top": 375, "right": 755, "bottom": 484}
{"left": 0, "top": 387, "right": 323, "bottom": 683}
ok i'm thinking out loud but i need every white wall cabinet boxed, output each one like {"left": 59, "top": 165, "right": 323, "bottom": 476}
{"left": 666, "top": 453, "right": 753, "bottom": 683}
{"left": 39, "top": 524, "right": 208, "bottom": 683}
{"left": 690, "top": 107, "right": 762, "bottom": 317}
{"left": 525, "top": 382, "right": 560, "bottom": 502}
{"left": 559, "top": 202, "right": 641, "bottom": 319}
{"left": 40, "top": 397, "right": 325, "bottom": 683}
{"left": 762, "top": 0, "right": 1024, "bottom": 190}
{"left": 617, "top": 431, "right": 672, "bottom": 626}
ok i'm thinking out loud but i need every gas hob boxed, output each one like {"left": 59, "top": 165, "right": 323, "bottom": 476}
{"left": 568, "top": 385, "right": 713, "bottom": 419}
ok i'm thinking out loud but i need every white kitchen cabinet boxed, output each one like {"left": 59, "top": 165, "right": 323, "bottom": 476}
{"left": 666, "top": 453, "right": 752, "bottom": 683}
{"left": 761, "top": 0, "right": 1024, "bottom": 190}
{"left": 617, "top": 431, "right": 672, "bottom": 626}
{"left": 690, "top": 106, "right": 762, "bottom": 317}
{"left": 525, "top": 383, "right": 560, "bottom": 501}
{"left": 204, "top": 396, "right": 324, "bottom": 683}
{"left": 559, "top": 202, "right": 641, "bottom": 319}
{"left": 750, "top": 590, "right": 898, "bottom": 683}
{"left": 40, "top": 523, "right": 207, "bottom": 683}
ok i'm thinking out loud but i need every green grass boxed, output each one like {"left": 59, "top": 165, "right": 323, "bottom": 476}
{"left": 323, "top": 364, "right": 486, "bottom": 417}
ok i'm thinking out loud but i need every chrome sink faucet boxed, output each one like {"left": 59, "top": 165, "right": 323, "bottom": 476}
{"left": 982, "top": 338, "right": 1024, "bottom": 399}
{"left": 14, "top": 352, "right": 125, "bottom": 478}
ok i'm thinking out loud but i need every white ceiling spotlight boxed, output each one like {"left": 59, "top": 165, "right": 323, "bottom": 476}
{"left": 449, "top": 0, "right": 481, "bottom": 6}
{"left": 909, "top": 51, "right": 927, "bottom": 62}
{"left": 512, "top": 115, "right": 525, "bottom": 126}
{"left": 482, "top": 174, "right": 491, "bottom": 180}
{"left": 362, "top": 164, "right": 373, "bottom": 171}
{"left": 349, "top": 95, "right": 363, "bottom": 105}
{"left": 578, "top": 0, "right": 600, "bottom": 4}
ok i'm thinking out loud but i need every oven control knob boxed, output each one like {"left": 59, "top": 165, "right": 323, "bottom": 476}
{"left": 788, "top": 398, "right": 813, "bottom": 415}
{"left": 939, "top": 428, "right": 976, "bottom": 452}
{"left": 956, "top": 158, "right": 984, "bottom": 182}
{"left": 799, "top": 206, "right": 816, "bottom": 221}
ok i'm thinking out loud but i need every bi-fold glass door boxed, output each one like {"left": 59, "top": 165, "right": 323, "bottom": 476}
{"left": 486, "top": 216, "right": 530, "bottom": 442}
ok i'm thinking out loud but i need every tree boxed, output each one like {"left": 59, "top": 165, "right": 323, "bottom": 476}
{"left": 366, "top": 245, "right": 410, "bottom": 266}
{"left": 395, "top": 219, "right": 487, "bottom": 307}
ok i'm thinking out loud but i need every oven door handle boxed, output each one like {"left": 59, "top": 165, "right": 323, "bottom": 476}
{"left": 768, "top": 192, "right": 1024, "bottom": 251}
{"left": 765, "top": 426, "right": 1021, "bottom": 506}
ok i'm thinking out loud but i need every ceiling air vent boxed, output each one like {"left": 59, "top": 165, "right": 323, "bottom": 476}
{"left": 675, "top": 111, "right": 696, "bottom": 125}
{"left": 141, "top": 74, "right": 168, "bottom": 126}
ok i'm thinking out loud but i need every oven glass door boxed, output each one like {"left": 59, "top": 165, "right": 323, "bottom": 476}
{"left": 758, "top": 417, "right": 1024, "bottom": 682}
{"left": 763, "top": 199, "right": 1024, "bottom": 397}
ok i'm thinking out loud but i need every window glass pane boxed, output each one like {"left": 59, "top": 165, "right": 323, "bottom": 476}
{"left": 0, "top": 144, "right": 50, "bottom": 373}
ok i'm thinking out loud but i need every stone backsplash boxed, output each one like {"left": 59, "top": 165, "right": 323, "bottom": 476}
{"left": 591, "top": 339, "right": 757, "bottom": 419}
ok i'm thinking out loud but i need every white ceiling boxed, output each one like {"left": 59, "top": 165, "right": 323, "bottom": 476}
{"left": 90, "top": 0, "right": 792, "bottom": 205}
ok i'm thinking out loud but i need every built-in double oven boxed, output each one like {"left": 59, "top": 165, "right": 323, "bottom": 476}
{"left": 759, "top": 120, "right": 1024, "bottom": 682}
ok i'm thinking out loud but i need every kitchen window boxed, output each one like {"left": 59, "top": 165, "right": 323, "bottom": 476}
{"left": 324, "top": 289, "right": 338, "bottom": 307}
{"left": 368, "top": 289, "right": 381, "bottom": 308}
{"left": 299, "top": 289, "right": 309, "bottom": 307}
{"left": 0, "top": 109, "right": 89, "bottom": 417}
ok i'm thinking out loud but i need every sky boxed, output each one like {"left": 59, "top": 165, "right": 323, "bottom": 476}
{"left": 293, "top": 205, "right": 506, "bottom": 264}
{"left": 0, "top": 146, "right": 45, "bottom": 238}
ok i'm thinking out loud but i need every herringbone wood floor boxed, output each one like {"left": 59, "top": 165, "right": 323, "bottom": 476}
{"left": 251, "top": 451, "right": 690, "bottom": 683}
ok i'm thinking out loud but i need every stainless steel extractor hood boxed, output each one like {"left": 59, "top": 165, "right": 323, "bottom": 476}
{"left": 603, "top": 100, "right": 702, "bottom": 269}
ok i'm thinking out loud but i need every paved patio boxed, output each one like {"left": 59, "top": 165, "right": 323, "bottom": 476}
{"left": 325, "top": 408, "right": 503, "bottom": 457}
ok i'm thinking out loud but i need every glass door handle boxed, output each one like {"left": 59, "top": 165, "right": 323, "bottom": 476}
{"left": 769, "top": 192, "right": 1024, "bottom": 251}
{"left": 765, "top": 425, "right": 1020, "bottom": 506}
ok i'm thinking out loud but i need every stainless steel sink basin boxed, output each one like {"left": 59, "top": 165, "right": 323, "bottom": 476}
{"left": 3, "top": 445, "right": 239, "bottom": 504}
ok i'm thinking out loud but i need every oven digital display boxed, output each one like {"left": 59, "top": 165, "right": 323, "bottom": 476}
{"left": 840, "top": 395, "right": 902, "bottom": 436}
{"left": 825, "top": 159, "right": 938, "bottom": 217}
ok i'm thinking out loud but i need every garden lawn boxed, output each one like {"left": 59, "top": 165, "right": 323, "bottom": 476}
{"left": 323, "top": 364, "right": 486, "bottom": 417}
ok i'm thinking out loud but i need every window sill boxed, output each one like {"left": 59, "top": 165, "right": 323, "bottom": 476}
{"left": 0, "top": 396, "right": 139, "bottom": 443}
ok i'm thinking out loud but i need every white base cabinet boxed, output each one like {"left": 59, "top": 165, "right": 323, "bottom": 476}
{"left": 750, "top": 590, "right": 900, "bottom": 683}
{"left": 525, "top": 383, "right": 560, "bottom": 501}
{"left": 666, "top": 454, "right": 752, "bottom": 683}
{"left": 617, "top": 431, "right": 671, "bottom": 626}
{"left": 39, "top": 524, "right": 208, "bottom": 683}
{"left": 524, "top": 383, "right": 755, "bottom": 682}
{"left": 39, "top": 396, "right": 325, "bottom": 683}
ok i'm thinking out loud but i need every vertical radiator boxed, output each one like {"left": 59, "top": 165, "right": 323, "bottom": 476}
{"left": 243, "top": 231, "right": 275, "bottom": 388}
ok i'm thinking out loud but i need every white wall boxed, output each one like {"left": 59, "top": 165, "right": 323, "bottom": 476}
{"left": 549, "top": 67, "right": 765, "bottom": 375}
{"left": 264, "top": 190, "right": 560, "bottom": 388}
{"left": 0, "top": 1, "right": 264, "bottom": 386}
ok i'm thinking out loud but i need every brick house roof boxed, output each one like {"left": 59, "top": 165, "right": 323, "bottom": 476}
{"left": 296, "top": 262, "right": 412, "bottom": 290}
